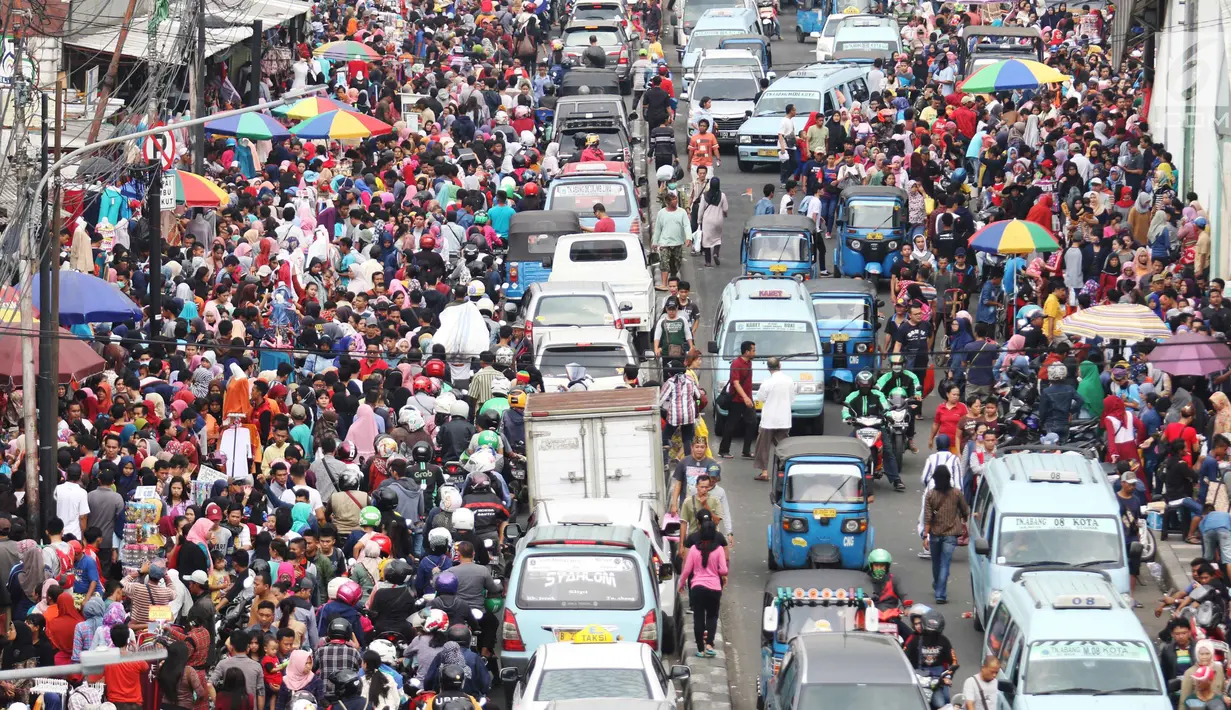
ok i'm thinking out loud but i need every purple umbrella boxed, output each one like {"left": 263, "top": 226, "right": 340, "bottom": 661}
{"left": 1149, "top": 332, "right": 1231, "bottom": 377}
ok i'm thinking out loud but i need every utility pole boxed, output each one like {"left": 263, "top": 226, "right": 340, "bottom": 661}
{"left": 85, "top": 0, "right": 142, "bottom": 144}
{"left": 145, "top": 165, "right": 163, "bottom": 342}
{"left": 248, "top": 21, "right": 262, "bottom": 107}
{"left": 36, "top": 89, "right": 56, "bottom": 531}
{"left": 192, "top": 0, "right": 206, "bottom": 173}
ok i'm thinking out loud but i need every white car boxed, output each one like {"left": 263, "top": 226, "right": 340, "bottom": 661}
{"left": 533, "top": 327, "right": 641, "bottom": 391}
{"left": 549, "top": 233, "right": 655, "bottom": 352}
{"left": 501, "top": 636, "right": 690, "bottom": 710}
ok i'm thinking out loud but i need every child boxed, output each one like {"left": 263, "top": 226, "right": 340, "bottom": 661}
{"left": 261, "top": 635, "right": 285, "bottom": 709}
{"left": 209, "top": 550, "right": 230, "bottom": 609}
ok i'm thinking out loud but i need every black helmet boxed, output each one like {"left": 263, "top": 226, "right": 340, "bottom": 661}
{"left": 855, "top": 370, "right": 874, "bottom": 389}
{"left": 573, "top": 133, "right": 587, "bottom": 148}
{"left": 446, "top": 623, "right": 472, "bottom": 648}
{"left": 411, "top": 441, "right": 433, "bottom": 463}
{"left": 384, "top": 558, "right": 411, "bottom": 585}
{"left": 477, "top": 409, "right": 501, "bottom": 431}
{"left": 373, "top": 487, "right": 399, "bottom": 512}
{"left": 512, "top": 154, "right": 527, "bottom": 169}
{"left": 439, "top": 663, "right": 467, "bottom": 691}
{"left": 921, "top": 609, "right": 946, "bottom": 636}
{"left": 463, "top": 243, "right": 479, "bottom": 260}
{"left": 332, "top": 669, "right": 363, "bottom": 697}
{"left": 328, "top": 616, "right": 353, "bottom": 641}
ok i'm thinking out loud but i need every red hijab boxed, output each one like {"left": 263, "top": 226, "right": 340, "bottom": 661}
{"left": 47, "top": 593, "right": 84, "bottom": 653}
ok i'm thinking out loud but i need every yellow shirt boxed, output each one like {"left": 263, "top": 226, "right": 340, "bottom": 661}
{"left": 1043, "top": 293, "right": 1065, "bottom": 339}
{"left": 262, "top": 442, "right": 289, "bottom": 476}
{"left": 648, "top": 40, "right": 664, "bottom": 61}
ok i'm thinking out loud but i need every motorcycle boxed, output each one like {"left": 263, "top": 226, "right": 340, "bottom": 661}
{"left": 917, "top": 665, "right": 960, "bottom": 709}
{"left": 1064, "top": 417, "right": 1106, "bottom": 459}
{"left": 847, "top": 415, "right": 885, "bottom": 480}
{"left": 756, "top": 0, "right": 779, "bottom": 38}
{"left": 884, "top": 396, "right": 912, "bottom": 479}
{"left": 1185, "top": 585, "right": 1229, "bottom": 654}
{"left": 442, "top": 461, "right": 468, "bottom": 489}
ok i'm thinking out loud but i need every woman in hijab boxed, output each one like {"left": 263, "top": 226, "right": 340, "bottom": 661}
{"left": 9, "top": 539, "right": 45, "bottom": 619}
{"left": 998, "top": 334, "right": 1029, "bottom": 380}
{"left": 699, "top": 177, "right": 728, "bottom": 267}
{"left": 71, "top": 595, "right": 107, "bottom": 661}
{"left": 91, "top": 602, "right": 127, "bottom": 649}
{"left": 175, "top": 517, "right": 215, "bottom": 580}
{"left": 1098, "top": 253, "right": 1122, "bottom": 300}
{"left": 1077, "top": 360, "right": 1105, "bottom": 419}
{"left": 1128, "top": 191, "right": 1153, "bottom": 244}
{"left": 278, "top": 648, "right": 324, "bottom": 709}
{"left": 346, "top": 403, "right": 382, "bottom": 460}
{"left": 1025, "top": 193, "right": 1055, "bottom": 232}
{"left": 1, "top": 616, "right": 49, "bottom": 706}
{"left": 946, "top": 312, "right": 976, "bottom": 382}
{"left": 1132, "top": 247, "right": 1152, "bottom": 278}
{"left": 1179, "top": 639, "right": 1226, "bottom": 705}
{"left": 46, "top": 592, "right": 84, "bottom": 663}
{"left": 1103, "top": 394, "right": 1144, "bottom": 465}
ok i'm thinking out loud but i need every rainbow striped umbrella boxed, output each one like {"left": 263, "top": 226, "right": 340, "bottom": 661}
{"left": 290, "top": 109, "right": 393, "bottom": 140}
{"left": 1061, "top": 304, "right": 1172, "bottom": 341}
{"left": 205, "top": 112, "right": 289, "bottom": 140}
{"left": 959, "top": 59, "right": 1071, "bottom": 93}
{"left": 967, "top": 219, "right": 1059, "bottom": 254}
{"left": 313, "top": 40, "right": 380, "bottom": 61}
{"left": 170, "top": 169, "right": 231, "bottom": 208}
{"left": 274, "top": 96, "right": 351, "bottom": 120}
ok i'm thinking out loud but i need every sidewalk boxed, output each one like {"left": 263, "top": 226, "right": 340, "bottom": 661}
{"left": 1154, "top": 535, "right": 1200, "bottom": 593}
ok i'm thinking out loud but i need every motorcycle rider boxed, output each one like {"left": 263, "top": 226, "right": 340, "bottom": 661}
{"left": 424, "top": 662, "right": 484, "bottom": 710}
{"left": 500, "top": 387, "right": 528, "bottom": 455}
{"left": 450, "top": 539, "right": 503, "bottom": 651}
{"left": 409, "top": 441, "right": 447, "bottom": 507}
{"left": 423, "top": 628, "right": 493, "bottom": 698}
{"left": 904, "top": 609, "right": 958, "bottom": 709}
{"left": 416, "top": 527, "right": 455, "bottom": 595}
{"left": 881, "top": 387, "right": 914, "bottom": 490}
{"left": 1038, "top": 362, "right": 1083, "bottom": 439}
{"left": 866, "top": 548, "right": 912, "bottom": 638}
{"left": 430, "top": 571, "right": 474, "bottom": 636}
{"left": 437, "top": 400, "right": 477, "bottom": 463}
{"left": 877, "top": 353, "right": 923, "bottom": 418}
{"left": 461, "top": 472, "right": 510, "bottom": 549}
{"left": 318, "top": 581, "right": 367, "bottom": 645}
{"left": 327, "top": 669, "right": 367, "bottom": 710}
{"left": 478, "top": 376, "right": 512, "bottom": 418}
{"left": 844, "top": 371, "right": 901, "bottom": 491}
{"left": 368, "top": 558, "right": 417, "bottom": 640}
{"left": 450, "top": 508, "right": 491, "bottom": 566}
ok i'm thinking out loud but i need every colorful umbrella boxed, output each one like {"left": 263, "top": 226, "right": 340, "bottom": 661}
{"left": 967, "top": 219, "right": 1059, "bottom": 254}
{"left": 33, "top": 271, "right": 143, "bottom": 325}
{"left": 959, "top": 59, "right": 1071, "bottom": 93}
{"left": 1060, "top": 304, "right": 1172, "bottom": 341}
{"left": 1147, "top": 332, "right": 1231, "bottom": 377}
{"left": 290, "top": 110, "right": 393, "bottom": 140}
{"left": 0, "top": 324, "right": 106, "bottom": 386}
{"left": 205, "top": 112, "right": 290, "bottom": 141}
{"left": 169, "top": 169, "right": 230, "bottom": 208}
{"left": 313, "top": 40, "right": 380, "bottom": 61}
{"left": 274, "top": 96, "right": 351, "bottom": 120}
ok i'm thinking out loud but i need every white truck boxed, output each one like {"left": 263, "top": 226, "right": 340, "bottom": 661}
{"left": 549, "top": 232, "right": 657, "bottom": 353}
{"left": 524, "top": 388, "right": 666, "bottom": 511}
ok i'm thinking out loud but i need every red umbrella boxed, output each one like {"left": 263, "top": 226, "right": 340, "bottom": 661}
{"left": 0, "top": 326, "right": 105, "bottom": 386}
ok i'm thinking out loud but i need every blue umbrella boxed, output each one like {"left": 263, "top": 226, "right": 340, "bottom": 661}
{"left": 34, "top": 271, "right": 143, "bottom": 325}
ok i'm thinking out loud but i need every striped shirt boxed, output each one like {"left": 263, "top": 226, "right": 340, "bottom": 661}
{"left": 659, "top": 374, "right": 701, "bottom": 426}
{"left": 121, "top": 575, "right": 177, "bottom": 626}
{"left": 924, "top": 488, "right": 970, "bottom": 537}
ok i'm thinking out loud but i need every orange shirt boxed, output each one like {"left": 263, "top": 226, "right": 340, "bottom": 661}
{"left": 104, "top": 660, "right": 149, "bottom": 704}
{"left": 689, "top": 133, "right": 719, "bottom": 166}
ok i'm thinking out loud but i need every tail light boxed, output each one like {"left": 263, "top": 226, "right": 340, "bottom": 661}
{"left": 509, "top": 264, "right": 519, "bottom": 283}
{"left": 502, "top": 609, "right": 525, "bottom": 652}
{"left": 622, "top": 317, "right": 640, "bottom": 326}
{"left": 637, "top": 609, "right": 658, "bottom": 649}
{"left": 629, "top": 216, "right": 641, "bottom": 234}
{"left": 619, "top": 48, "right": 629, "bottom": 65}
{"left": 614, "top": 317, "right": 624, "bottom": 329}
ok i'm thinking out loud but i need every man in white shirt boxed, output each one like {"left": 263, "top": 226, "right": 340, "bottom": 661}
{"left": 753, "top": 357, "right": 796, "bottom": 481}
{"left": 778, "top": 103, "right": 799, "bottom": 185}
{"left": 779, "top": 180, "right": 799, "bottom": 215}
{"left": 963, "top": 656, "right": 1001, "bottom": 710}
{"left": 55, "top": 467, "right": 91, "bottom": 539}
{"left": 866, "top": 57, "right": 886, "bottom": 97}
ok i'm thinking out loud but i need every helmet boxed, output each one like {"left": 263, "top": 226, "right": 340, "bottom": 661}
{"left": 447, "top": 624, "right": 473, "bottom": 647}
{"left": 425, "top": 359, "right": 447, "bottom": 378}
{"left": 552, "top": 38, "right": 563, "bottom": 50}
{"left": 921, "top": 609, "right": 946, "bottom": 635}
{"left": 476, "top": 431, "right": 501, "bottom": 452}
{"left": 337, "top": 441, "right": 357, "bottom": 463}
{"left": 468, "top": 280, "right": 486, "bottom": 299}
{"left": 658, "top": 63, "right": 669, "bottom": 75}
{"left": 338, "top": 469, "right": 361, "bottom": 491}
{"left": 435, "top": 570, "right": 459, "bottom": 595}
{"left": 491, "top": 376, "right": 510, "bottom": 396}
{"left": 467, "top": 471, "right": 492, "bottom": 492}
{"left": 451, "top": 507, "right": 475, "bottom": 530}
{"left": 509, "top": 389, "right": 527, "bottom": 409}
{"left": 855, "top": 370, "right": 874, "bottom": 388}
{"left": 512, "top": 154, "right": 527, "bottom": 169}
{"left": 474, "top": 211, "right": 489, "bottom": 225}
{"left": 375, "top": 435, "right": 399, "bottom": 459}
{"left": 412, "top": 375, "right": 434, "bottom": 393}
{"left": 370, "top": 533, "right": 393, "bottom": 556}
{"left": 328, "top": 577, "right": 347, "bottom": 601}
{"left": 373, "top": 487, "right": 400, "bottom": 512}
{"left": 450, "top": 399, "right": 470, "bottom": 418}
{"left": 867, "top": 548, "right": 892, "bottom": 580}
{"left": 951, "top": 168, "right": 967, "bottom": 184}
{"left": 331, "top": 669, "right": 363, "bottom": 697}
{"left": 586, "top": 133, "right": 600, "bottom": 146}
{"left": 656, "top": 164, "right": 675, "bottom": 183}
{"left": 370, "top": 638, "right": 398, "bottom": 665}
{"left": 495, "top": 346, "right": 515, "bottom": 367}
{"left": 907, "top": 603, "right": 932, "bottom": 621}
{"left": 439, "top": 485, "right": 462, "bottom": 513}
{"left": 400, "top": 407, "right": 426, "bottom": 432}
{"left": 428, "top": 526, "right": 453, "bottom": 551}
{"left": 478, "top": 409, "right": 502, "bottom": 431}
{"left": 439, "top": 664, "right": 467, "bottom": 692}
{"left": 336, "top": 580, "right": 363, "bottom": 606}
{"left": 1047, "top": 363, "right": 1068, "bottom": 381}
{"left": 359, "top": 506, "right": 382, "bottom": 527}
{"left": 424, "top": 608, "right": 450, "bottom": 633}
{"left": 420, "top": 234, "right": 437, "bottom": 250}
{"left": 888, "top": 353, "right": 904, "bottom": 371}
{"left": 523, "top": 182, "right": 540, "bottom": 196}
{"left": 412, "top": 441, "right": 433, "bottom": 463}
{"left": 384, "top": 558, "right": 411, "bottom": 585}
{"left": 328, "top": 616, "right": 354, "bottom": 640}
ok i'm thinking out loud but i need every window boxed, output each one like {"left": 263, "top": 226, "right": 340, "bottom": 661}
{"left": 997, "top": 622, "right": 1020, "bottom": 667}
{"left": 776, "top": 655, "right": 798, "bottom": 705}
{"left": 846, "top": 77, "right": 869, "bottom": 102}
{"left": 515, "top": 554, "right": 645, "bottom": 610}
{"left": 530, "top": 295, "right": 615, "bottom": 328}
{"left": 568, "top": 239, "right": 630, "bottom": 262}
{"left": 563, "top": 29, "right": 622, "bottom": 46}
{"left": 986, "top": 603, "right": 1014, "bottom": 660}
{"left": 972, "top": 482, "right": 991, "bottom": 536}
{"left": 535, "top": 669, "right": 651, "bottom": 701}
{"left": 823, "top": 92, "right": 836, "bottom": 115}
{"left": 650, "top": 651, "right": 670, "bottom": 693}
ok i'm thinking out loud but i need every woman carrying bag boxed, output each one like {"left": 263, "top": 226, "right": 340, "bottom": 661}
{"left": 159, "top": 641, "right": 208, "bottom": 710}
{"left": 697, "top": 177, "right": 729, "bottom": 267}
{"left": 679, "top": 508, "right": 728, "bottom": 657}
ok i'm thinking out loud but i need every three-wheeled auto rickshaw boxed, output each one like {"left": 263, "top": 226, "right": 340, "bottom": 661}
{"left": 833, "top": 185, "right": 908, "bottom": 289}
{"left": 768, "top": 436, "right": 874, "bottom": 571}
{"left": 758, "top": 570, "right": 879, "bottom": 708}
{"left": 558, "top": 69, "right": 622, "bottom": 97}
{"left": 741, "top": 214, "right": 819, "bottom": 280}
{"left": 805, "top": 278, "right": 880, "bottom": 400}
{"left": 717, "top": 33, "right": 774, "bottom": 73}
{"left": 502, "top": 210, "right": 584, "bottom": 302}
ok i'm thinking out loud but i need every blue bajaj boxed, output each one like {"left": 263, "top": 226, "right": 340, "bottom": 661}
{"left": 805, "top": 278, "right": 880, "bottom": 398}
{"left": 768, "top": 437, "right": 874, "bottom": 570}
{"left": 742, "top": 214, "right": 819, "bottom": 280}
{"left": 502, "top": 210, "right": 583, "bottom": 302}
{"left": 833, "top": 186, "right": 908, "bottom": 289}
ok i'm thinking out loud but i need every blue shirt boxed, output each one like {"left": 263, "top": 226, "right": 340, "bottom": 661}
{"left": 1142, "top": 406, "right": 1163, "bottom": 436}
{"left": 976, "top": 280, "right": 1001, "bottom": 323}
{"left": 73, "top": 552, "right": 101, "bottom": 595}
{"left": 487, "top": 204, "right": 516, "bottom": 238}
{"left": 754, "top": 197, "right": 776, "bottom": 216}
{"left": 1201, "top": 510, "right": 1231, "bottom": 533}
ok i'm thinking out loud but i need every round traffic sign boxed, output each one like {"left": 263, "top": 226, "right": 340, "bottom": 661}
{"left": 142, "top": 131, "right": 177, "bottom": 170}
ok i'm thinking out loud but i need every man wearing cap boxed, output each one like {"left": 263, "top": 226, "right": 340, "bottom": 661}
{"left": 122, "top": 559, "right": 178, "bottom": 631}
{"left": 654, "top": 298, "right": 693, "bottom": 361}
{"left": 631, "top": 48, "right": 653, "bottom": 107}
{"left": 186, "top": 569, "right": 218, "bottom": 645}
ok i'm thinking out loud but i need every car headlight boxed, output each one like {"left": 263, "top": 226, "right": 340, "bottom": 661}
{"left": 794, "top": 382, "right": 817, "bottom": 394}
{"left": 886, "top": 241, "right": 898, "bottom": 251}
{"left": 854, "top": 342, "right": 869, "bottom": 354}
{"left": 850, "top": 240, "right": 862, "bottom": 251}
{"left": 784, "top": 517, "right": 809, "bottom": 533}
{"left": 739, "top": 135, "right": 752, "bottom": 144}
{"left": 841, "top": 518, "right": 866, "bottom": 534}
{"left": 988, "top": 590, "right": 1002, "bottom": 609}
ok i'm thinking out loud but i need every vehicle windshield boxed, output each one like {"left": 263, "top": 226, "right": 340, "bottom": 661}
{"left": 684, "top": 0, "right": 735, "bottom": 25}
{"left": 784, "top": 463, "right": 864, "bottom": 503}
{"left": 699, "top": 56, "right": 761, "bottom": 73}
{"left": 563, "top": 29, "right": 621, "bottom": 46}
{"left": 509, "top": 232, "right": 561, "bottom": 256}
{"left": 540, "top": 346, "right": 631, "bottom": 378}
{"left": 721, "top": 320, "right": 818, "bottom": 359}
{"left": 693, "top": 76, "right": 761, "bottom": 102}
{"left": 997, "top": 515, "right": 1124, "bottom": 568}
{"left": 835, "top": 0, "right": 873, "bottom": 12}
{"left": 813, "top": 298, "right": 873, "bottom": 327}
{"left": 1024, "top": 641, "right": 1162, "bottom": 696}
{"left": 515, "top": 554, "right": 644, "bottom": 609}
{"left": 798, "top": 683, "right": 928, "bottom": 709}
{"left": 531, "top": 295, "right": 615, "bottom": 328}
{"left": 548, "top": 181, "right": 633, "bottom": 216}
{"left": 747, "top": 234, "right": 808, "bottom": 261}
{"left": 687, "top": 30, "right": 742, "bottom": 53}
{"left": 782, "top": 605, "right": 860, "bottom": 637}
{"left": 574, "top": 6, "right": 625, "bottom": 20}
{"left": 559, "top": 130, "right": 627, "bottom": 158}
{"left": 848, "top": 202, "right": 900, "bottom": 229}
{"left": 535, "top": 669, "right": 651, "bottom": 701}
{"left": 756, "top": 92, "right": 820, "bottom": 116}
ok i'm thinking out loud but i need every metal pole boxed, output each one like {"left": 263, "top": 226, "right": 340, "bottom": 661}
{"left": 52, "top": 73, "right": 63, "bottom": 419}
{"left": 85, "top": 0, "right": 142, "bottom": 144}
{"left": 12, "top": 30, "right": 38, "bottom": 530}
{"left": 248, "top": 21, "right": 263, "bottom": 107}
{"left": 145, "top": 166, "right": 162, "bottom": 341}
{"left": 36, "top": 91, "right": 54, "bottom": 535}
{"left": 192, "top": 0, "right": 206, "bottom": 174}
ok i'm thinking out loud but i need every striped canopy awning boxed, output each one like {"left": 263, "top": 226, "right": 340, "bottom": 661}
{"left": 1060, "top": 304, "right": 1172, "bottom": 341}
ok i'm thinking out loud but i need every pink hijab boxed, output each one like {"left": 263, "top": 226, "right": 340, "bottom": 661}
{"left": 283, "top": 649, "right": 315, "bottom": 691}
{"left": 346, "top": 404, "right": 381, "bottom": 459}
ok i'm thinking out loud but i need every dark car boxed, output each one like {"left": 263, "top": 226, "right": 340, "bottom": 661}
{"left": 561, "top": 21, "right": 638, "bottom": 93}
{"left": 764, "top": 633, "right": 927, "bottom": 710}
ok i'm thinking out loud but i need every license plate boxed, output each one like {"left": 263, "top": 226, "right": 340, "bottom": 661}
{"left": 555, "top": 629, "right": 579, "bottom": 642}
{"left": 512, "top": 467, "right": 526, "bottom": 480}
{"left": 813, "top": 508, "right": 837, "bottom": 519}
{"left": 757, "top": 149, "right": 778, "bottom": 157}
{"left": 867, "top": 233, "right": 884, "bottom": 240}
{"left": 720, "top": 130, "right": 736, "bottom": 138}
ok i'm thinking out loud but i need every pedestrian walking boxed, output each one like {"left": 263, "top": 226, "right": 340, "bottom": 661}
{"left": 659, "top": 359, "right": 701, "bottom": 453}
{"left": 652, "top": 190, "right": 691, "bottom": 291}
{"left": 697, "top": 177, "right": 728, "bottom": 267}
{"left": 778, "top": 103, "right": 799, "bottom": 185}
{"left": 962, "top": 656, "right": 1002, "bottom": 710}
{"left": 719, "top": 341, "right": 756, "bottom": 460}
{"left": 753, "top": 357, "right": 795, "bottom": 481}
{"left": 678, "top": 508, "right": 727, "bottom": 657}
{"left": 922, "top": 466, "right": 969, "bottom": 604}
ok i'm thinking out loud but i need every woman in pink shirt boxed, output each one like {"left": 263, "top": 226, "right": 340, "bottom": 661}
{"left": 679, "top": 510, "right": 728, "bottom": 657}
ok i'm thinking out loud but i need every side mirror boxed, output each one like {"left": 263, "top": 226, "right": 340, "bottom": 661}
{"left": 974, "top": 538, "right": 990, "bottom": 555}
{"left": 876, "top": 299, "right": 885, "bottom": 308}
{"left": 997, "top": 679, "right": 1015, "bottom": 697}
{"left": 504, "top": 522, "right": 524, "bottom": 544}
{"left": 745, "top": 110, "right": 753, "bottom": 118}
{"left": 766, "top": 70, "right": 776, "bottom": 80}
{"left": 658, "top": 562, "right": 674, "bottom": 581}
{"left": 762, "top": 605, "right": 780, "bottom": 635}
{"left": 670, "top": 665, "right": 691, "bottom": 681}
{"left": 620, "top": 301, "right": 634, "bottom": 312}
{"left": 628, "top": 111, "right": 639, "bottom": 121}
{"left": 500, "top": 667, "right": 520, "bottom": 683}
{"left": 630, "top": 136, "right": 642, "bottom": 146}
{"left": 707, "top": 341, "right": 719, "bottom": 354}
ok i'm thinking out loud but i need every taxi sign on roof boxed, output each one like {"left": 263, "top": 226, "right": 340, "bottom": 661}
{"left": 752, "top": 289, "right": 789, "bottom": 299}
{"left": 1028, "top": 470, "right": 1083, "bottom": 483}
{"left": 572, "top": 624, "right": 616, "bottom": 643}
{"left": 1052, "top": 594, "right": 1112, "bottom": 609}
{"left": 705, "top": 8, "right": 737, "bottom": 14}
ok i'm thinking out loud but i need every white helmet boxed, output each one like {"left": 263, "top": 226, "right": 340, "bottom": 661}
{"left": 399, "top": 406, "right": 426, "bottom": 432}
{"left": 370, "top": 638, "right": 398, "bottom": 665}
{"left": 494, "top": 346, "right": 514, "bottom": 368}
{"left": 424, "top": 608, "right": 450, "bottom": 633}
{"left": 291, "top": 700, "right": 317, "bottom": 710}
{"left": 655, "top": 164, "right": 675, "bottom": 183}
{"left": 1047, "top": 363, "right": 1068, "bottom": 381}
{"left": 435, "top": 391, "right": 457, "bottom": 415}
{"left": 452, "top": 507, "right": 475, "bottom": 531}
{"left": 428, "top": 526, "right": 453, "bottom": 550}
{"left": 450, "top": 399, "right": 470, "bottom": 418}
{"left": 476, "top": 297, "right": 495, "bottom": 315}
{"left": 465, "top": 449, "right": 497, "bottom": 474}
{"left": 375, "top": 435, "right": 399, "bottom": 459}
{"left": 491, "top": 376, "right": 510, "bottom": 396}
{"left": 439, "top": 485, "right": 462, "bottom": 512}
{"left": 327, "top": 577, "right": 347, "bottom": 601}
{"left": 467, "top": 281, "right": 486, "bottom": 299}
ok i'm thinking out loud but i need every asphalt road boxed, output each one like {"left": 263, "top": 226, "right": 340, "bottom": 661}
{"left": 646, "top": 12, "right": 1169, "bottom": 710}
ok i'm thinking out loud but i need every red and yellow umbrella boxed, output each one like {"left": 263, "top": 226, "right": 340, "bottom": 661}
{"left": 170, "top": 169, "right": 230, "bottom": 208}
{"left": 290, "top": 109, "right": 393, "bottom": 140}
{"left": 313, "top": 40, "right": 380, "bottom": 61}
{"left": 275, "top": 96, "right": 351, "bottom": 121}
{"left": 967, "top": 219, "right": 1059, "bottom": 254}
